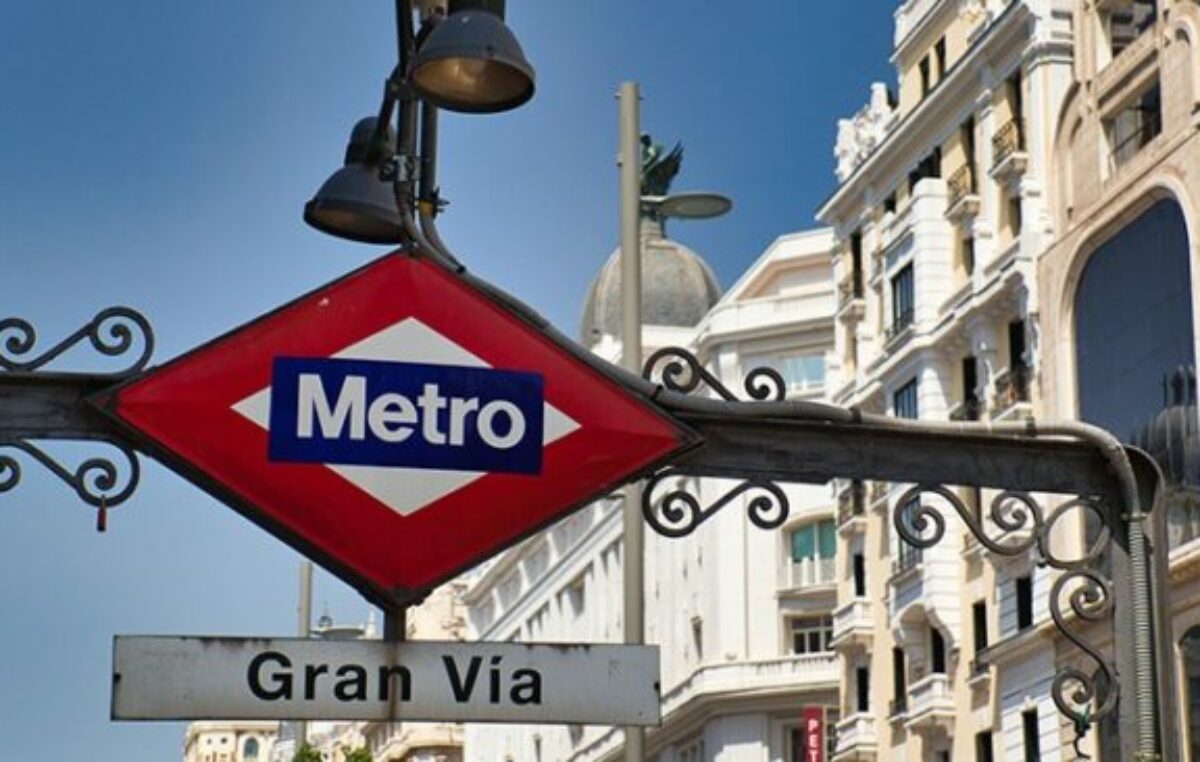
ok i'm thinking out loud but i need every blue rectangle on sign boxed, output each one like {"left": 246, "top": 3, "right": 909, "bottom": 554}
{"left": 268, "top": 357, "right": 544, "bottom": 475}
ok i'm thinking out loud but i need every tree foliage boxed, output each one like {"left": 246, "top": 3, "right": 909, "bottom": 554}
{"left": 341, "top": 746, "right": 373, "bottom": 762}
{"left": 292, "top": 744, "right": 323, "bottom": 762}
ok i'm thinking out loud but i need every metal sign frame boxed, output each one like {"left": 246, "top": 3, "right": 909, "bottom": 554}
{"left": 0, "top": 244, "right": 1176, "bottom": 758}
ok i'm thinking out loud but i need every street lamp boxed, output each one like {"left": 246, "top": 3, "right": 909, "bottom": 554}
{"left": 303, "top": 0, "right": 536, "bottom": 249}
{"left": 411, "top": 0, "right": 536, "bottom": 114}
{"left": 0, "top": 1, "right": 1171, "bottom": 756}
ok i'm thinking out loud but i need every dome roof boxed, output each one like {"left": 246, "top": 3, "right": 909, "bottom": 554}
{"left": 581, "top": 219, "right": 722, "bottom": 343}
{"left": 1133, "top": 366, "right": 1200, "bottom": 487}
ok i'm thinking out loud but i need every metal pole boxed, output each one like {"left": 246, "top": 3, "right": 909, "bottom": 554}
{"left": 297, "top": 560, "right": 312, "bottom": 748}
{"left": 618, "top": 81, "right": 645, "bottom": 762}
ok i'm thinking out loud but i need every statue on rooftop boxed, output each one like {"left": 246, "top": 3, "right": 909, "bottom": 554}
{"left": 640, "top": 133, "right": 683, "bottom": 197}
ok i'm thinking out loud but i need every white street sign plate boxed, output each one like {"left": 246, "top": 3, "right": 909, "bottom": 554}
{"left": 112, "top": 636, "right": 661, "bottom": 725}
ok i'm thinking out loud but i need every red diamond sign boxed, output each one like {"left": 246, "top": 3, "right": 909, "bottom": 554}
{"left": 95, "top": 253, "right": 694, "bottom": 605}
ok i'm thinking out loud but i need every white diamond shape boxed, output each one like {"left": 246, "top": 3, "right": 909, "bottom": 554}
{"left": 232, "top": 318, "right": 579, "bottom": 515}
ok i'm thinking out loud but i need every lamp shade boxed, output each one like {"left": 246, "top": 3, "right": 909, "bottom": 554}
{"left": 304, "top": 117, "right": 406, "bottom": 244}
{"left": 411, "top": 9, "right": 535, "bottom": 114}
{"left": 304, "top": 165, "right": 406, "bottom": 244}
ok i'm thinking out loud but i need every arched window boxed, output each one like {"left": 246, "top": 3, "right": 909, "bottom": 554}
{"left": 1074, "top": 199, "right": 1197, "bottom": 548}
{"left": 1181, "top": 627, "right": 1200, "bottom": 758}
{"left": 243, "top": 737, "right": 259, "bottom": 759}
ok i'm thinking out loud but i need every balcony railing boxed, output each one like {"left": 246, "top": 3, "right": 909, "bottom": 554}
{"left": 884, "top": 309, "right": 915, "bottom": 344}
{"left": 834, "top": 713, "right": 878, "bottom": 755}
{"left": 992, "top": 365, "right": 1031, "bottom": 412}
{"left": 992, "top": 118, "right": 1025, "bottom": 167}
{"left": 837, "top": 481, "right": 866, "bottom": 525}
{"left": 831, "top": 598, "right": 873, "bottom": 648}
{"left": 893, "top": 543, "right": 923, "bottom": 574}
{"left": 906, "top": 673, "right": 955, "bottom": 730}
{"left": 948, "top": 397, "right": 982, "bottom": 421}
{"left": 791, "top": 557, "right": 836, "bottom": 588}
{"left": 947, "top": 164, "right": 977, "bottom": 207}
{"left": 660, "top": 653, "right": 838, "bottom": 718}
{"left": 838, "top": 273, "right": 864, "bottom": 305}
{"left": 868, "top": 480, "right": 888, "bottom": 505}
{"left": 1110, "top": 108, "right": 1161, "bottom": 171}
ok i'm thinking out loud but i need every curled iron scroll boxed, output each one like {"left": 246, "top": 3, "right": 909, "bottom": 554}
{"left": 642, "top": 467, "right": 789, "bottom": 539}
{"left": 1049, "top": 570, "right": 1118, "bottom": 727}
{"left": 643, "top": 347, "right": 785, "bottom": 401}
{"left": 0, "top": 438, "right": 140, "bottom": 509}
{"left": 890, "top": 484, "right": 1119, "bottom": 728}
{"left": 891, "top": 484, "right": 1042, "bottom": 557}
{"left": 0, "top": 307, "right": 154, "bottom": 375}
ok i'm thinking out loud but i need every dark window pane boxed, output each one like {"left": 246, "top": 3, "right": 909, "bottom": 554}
{"left": 1074, "top": 200, "right": 1197, "bottom": 550}
{"left": 1016, "top": 575, "right": 1034, "bottom": 630}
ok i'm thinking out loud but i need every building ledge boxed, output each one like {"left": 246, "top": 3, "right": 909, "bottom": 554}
{"left": 833, "top": 712, "right": 879, "bottom": 760}
{"left": 831, "top": 598, "right": 874, "bottom": 650}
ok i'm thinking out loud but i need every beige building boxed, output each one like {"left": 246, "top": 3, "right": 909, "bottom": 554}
{"left": 1037, "top": 0, "right": 1200, "bottom": 758}
{"left": 463, "top": 223, "right": 844, "bottom": 761}
{"left": 184, "top": 721, "right": 277, "bottom": 762}
{"left": 818, "top": 0, "right": 1075, "bottom": 759}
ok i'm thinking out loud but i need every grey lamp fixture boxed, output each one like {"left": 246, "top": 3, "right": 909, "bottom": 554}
{"left": 411, "top": 0, "right": 536, "bottom": 114}
{"left": 641, "top": 191, "right": 733, "bottom": 221}
{"left": 304, "top": 117, "right": 407, "bottom": 244}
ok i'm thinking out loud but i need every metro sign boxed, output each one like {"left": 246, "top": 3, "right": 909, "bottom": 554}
{"left": 95, "top": 253, "right": 694, "bottom": 605}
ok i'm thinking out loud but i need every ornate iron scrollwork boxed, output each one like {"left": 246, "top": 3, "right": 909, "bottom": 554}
{"left": 0, "top": 438, "right": 140, "bottom": 530}
{"left": 0, "top": 306, "right": 154, "bottom": 375}
{"left": 0, "top": 307, "right": 152, "bottom": 527}
{"left": 893, "top": 484, "right": 1118, "bottom": 735}
{"left": 642, "top": 467, "right": 789, "bottom": 538}
{"left": 643, "top": 347, "right": 786, "bottom": 402}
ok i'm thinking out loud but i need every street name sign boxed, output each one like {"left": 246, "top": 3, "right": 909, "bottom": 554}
{"left": 95, "top": 253, "right": 694, "bottom": 604}
{"left": 112, "top": 636, "right": 661, "bottom": 725}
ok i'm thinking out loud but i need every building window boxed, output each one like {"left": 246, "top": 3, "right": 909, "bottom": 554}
{"left": 1107, "top": 0, "right": 1157, "bottom": 59}
{"left": 779, "top": 354, "right": 826, "bottom": 392}
{"left": 791, "top": 615, "right": 834, "bottom": 654}
{"left": 1181, "top": 627, "right": 1200, "bottom": 757}
{"left": 890, "top": 265, "right": 915, "bottom": 337}
{"left": 790, "top": 519, "right": 836, "bottom": 586}
{"left": 679, "top": 739, "right": 705, "bottom": 762}
{"left": 691, "top": 616, "right": 704, "bottom": 661}
{"left": 919, "top": 56, "right": 932, "bottom": 97}
{"left": 962, "top": 116, "right": 976, "bottom": 188}
{"left": 976, "top": 731, "right": 995, "bottom": 762}
{"left": 853, "top": 552, "right": 866, "bottom": 597}
{"left": 892, "top": 647, "right": 907, "bottom": 714}
{"left": 962, "top": 236, "right": 975, "bottom": 275}
{"left": 893, "top": 377, "right": 919, "bottom": 419}
{"left": 856, "top": 666, "right": 870, "bottom": 712}
{"left": 973, "top": 599, "right": 988, "bottom": 655}
{"left": 884, "top": 192, "right": 897, "bottom": 214}
{"left": 958, "top": 356, "right": 980, "bottom": 420}
{"left": 243, "top": 738, "right": 259, "bottom": 759}
{"left": 850, "top": 230, "right": 864, "bottom": 297}
{"left": 908, "top": 147, "right": 942, "bottom": 191}
{"left": 1023, "top": 708, "right": 1041, "bottom": 762}
{"left": 934, "top": 36, "right": 947, "bottom": 80}
{"left": 1074, "top": 200, "right": 1197, "bottom": 550}
{"left": 930, "top": 627, "right": 947, "bottom": 674}
{"left": 1016, "top": 574, "right": 1034, "bottom": 630}
{"left": 1108, "top": 83, "right": 1162, "bottom": 171}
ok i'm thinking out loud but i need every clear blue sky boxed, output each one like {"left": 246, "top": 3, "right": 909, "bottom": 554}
{"left": 0, "top": 2, "right": 892, "bottom": 756}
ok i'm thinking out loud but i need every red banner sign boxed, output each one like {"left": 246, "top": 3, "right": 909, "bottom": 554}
{"left": 801, "top": 706, "right": 824, "bottom": 762}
